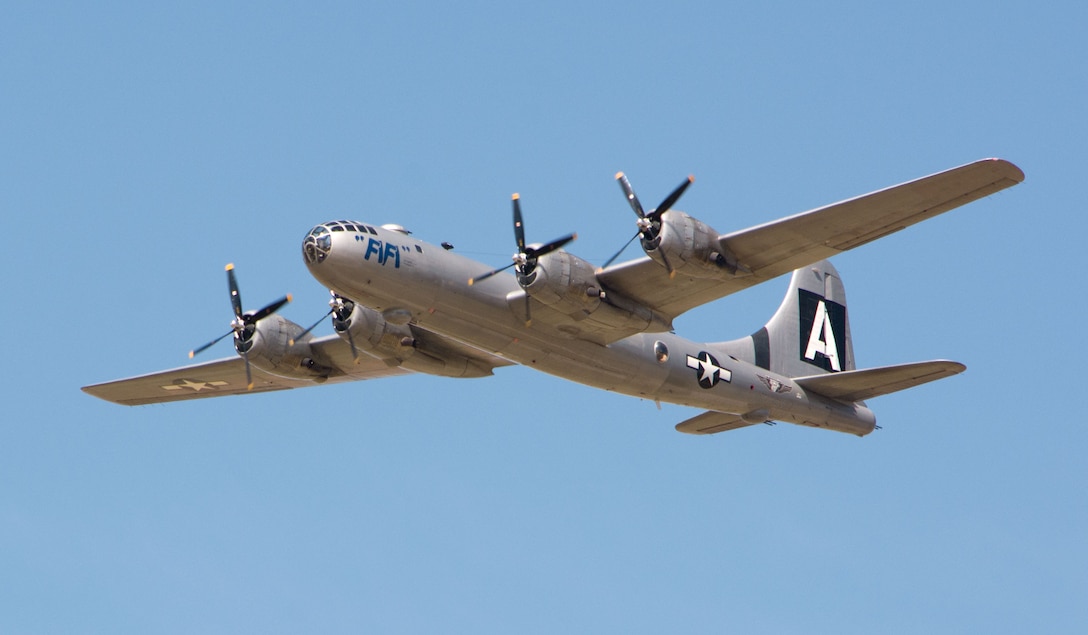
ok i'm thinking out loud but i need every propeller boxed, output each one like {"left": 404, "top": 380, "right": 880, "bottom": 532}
{"left": 290, "top": 290, "right": 361, "bottom": 363}
{"left": 601, "top": 173, "right": 695, "bottom": 274}
{"left": 468, "top": 193, "right": 576, "bottom": 326}
{"left": 189, "top": 263, "right": 292, "bottom": 390}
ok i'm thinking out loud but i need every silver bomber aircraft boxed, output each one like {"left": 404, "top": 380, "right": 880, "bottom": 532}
{"left": 83, "top": 159, "right": 1023, "bottom": 436}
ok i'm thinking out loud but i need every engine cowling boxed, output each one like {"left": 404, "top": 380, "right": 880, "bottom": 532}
{"left": 236, "top": 314, "right": 335, "bottom": 381}
{"left": 648, "top": 210, "right": 747, "bottom": 279}
{"left": 334, "top": 302, "right": 492, "bottom": 377}
{"left": 333, "top": 302, "right": 416, "bottom": 362}
{"left": 518, "top": 251, "right": 670, "bottom": 332}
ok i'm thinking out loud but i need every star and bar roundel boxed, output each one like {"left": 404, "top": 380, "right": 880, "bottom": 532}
{"left": 686, "top": 351, "right": 732, "bottom": 389}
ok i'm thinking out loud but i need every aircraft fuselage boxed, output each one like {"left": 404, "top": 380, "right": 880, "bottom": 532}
{"left": 305, "top": 222, "right": 876, "bottom": 436}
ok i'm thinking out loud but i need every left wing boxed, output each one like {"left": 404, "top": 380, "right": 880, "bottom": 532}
{"left": 597, "top": 159, "right": 1024, "bottom": 321}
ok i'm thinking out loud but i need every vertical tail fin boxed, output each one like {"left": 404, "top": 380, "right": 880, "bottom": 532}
{"left": 719, "top": 260, "right": 855, "bottom": 378}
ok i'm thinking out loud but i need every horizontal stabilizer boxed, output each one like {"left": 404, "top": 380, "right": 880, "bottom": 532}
{"left": 675, "top": 410, "right": 761, "bottom": 435}
{"left": 793, "top": 360, "right": 966, "bottom": 403}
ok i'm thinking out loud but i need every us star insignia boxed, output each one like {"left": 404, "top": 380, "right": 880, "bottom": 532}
{"left": 161, "top": 378, "right": 229, "bottom": 392}
{"left": 686, "top": 351, "right": 731, "bottom": 389}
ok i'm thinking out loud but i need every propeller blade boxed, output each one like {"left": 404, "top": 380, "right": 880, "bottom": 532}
{"left": 513, "top": 194, "right": 526, "bottom": 253}
{"left": 526, "top": 232, "right": 577, "bottom": 258}
{"left": 616, "top": 172, "right": 646, "bottom": 218}
{"left": 659, "top": 247, "right": 676, "bottom": 279}
{"left": 601, "top": 230, "right": 641, "bottom": 269}
{"left": 331, "top": 294, "right": 362, "bottom": 363}
{"left": 242, "top": 346, "right": 253, "bottom": 390}
{"left": 468, "top": 261, "right": 516, "bottom": 286}
{"left": 248, "top": 294, "right": 292, "bottom": 323}
{"left": 226, "top": 263, "right": 243, "bottom": 318}
{"left": 345, "top": 325, "right": 360, "bottom": 364}
{"left": 474, "top": 192, "right": 576, "bottom": 327}
{"left": 191, "top": 264, "right": 293, "bottom": 359}
{"left": 650, "top": 175, "right": 695, "bottom": 221}
{"left": 607, "top": 173, "right": 693, "bottom": 277}
{"left": 289, "top": 307, "right": 335, "bottom": 346}
{"left": 189, "top": 330, "right": 233, "bottom": 359}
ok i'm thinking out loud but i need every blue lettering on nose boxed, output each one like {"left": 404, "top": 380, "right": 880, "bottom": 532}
{"left": 365, "top": 238, "right": 383, "bottom": 263}
{"left": 362, "top": 237, "right": 402, "bottom": 268}
{"left": 384, "top": 242, "right": 400, "bottom": 268}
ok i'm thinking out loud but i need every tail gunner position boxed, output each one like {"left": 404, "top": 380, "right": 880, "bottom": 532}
{"left": 84, "top": 159, "right": 1024, "bottom": 438}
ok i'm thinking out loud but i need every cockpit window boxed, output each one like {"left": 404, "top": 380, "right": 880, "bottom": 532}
{"left": 303, "top": 220, "right": 372, "bottom": 264}
{"left": 303, "top": 225, "right": 333, "bottom": 264}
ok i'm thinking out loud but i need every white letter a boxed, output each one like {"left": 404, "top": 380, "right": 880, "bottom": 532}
{"left": 804, "top": 301, "right": 841, "bottom": 371}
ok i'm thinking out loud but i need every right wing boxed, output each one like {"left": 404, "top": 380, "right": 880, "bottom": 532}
{"left": 597, "top": 159, "right": 1024, "bottom": 321}
{"left": 81, "top": 341, "right": 412, "bottom": 406}
{"left": 81, "top": 321, "right": 517, "bottom": 406}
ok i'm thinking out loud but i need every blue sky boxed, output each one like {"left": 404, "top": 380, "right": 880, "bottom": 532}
{"left": 3, "top": 1, "right": 1084, "bottom": 632}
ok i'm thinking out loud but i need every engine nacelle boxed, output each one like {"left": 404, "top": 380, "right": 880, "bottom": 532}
{"left": 335, "top": 303, "right": 416, "bottom": 361}
{"left": 236, "top": 314, "right": 335, "bottom": 381}
{"left": 649, "top": 210, "right": 747, "bottom": 279}
{"left": 335, "top": 303, "right": 492, "bottom": 377}
{"left": 519, "top": 251, "right": 670, "bottom": 332}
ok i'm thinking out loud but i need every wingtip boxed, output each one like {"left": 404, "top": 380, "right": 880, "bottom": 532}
{"left": 994, "top": 158, "right": 1026, "bottom": 183}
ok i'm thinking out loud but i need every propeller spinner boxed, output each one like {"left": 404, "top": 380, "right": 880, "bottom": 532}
{"left": 468, "top": 193, "right": 576, "bottom": 325}
{"left": 189, "top": 263, "right": 292, "bottom": 390}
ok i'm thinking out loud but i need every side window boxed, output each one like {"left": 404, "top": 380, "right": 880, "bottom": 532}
{"left": 653, "top": 341, "right": 669, "bottom": 363}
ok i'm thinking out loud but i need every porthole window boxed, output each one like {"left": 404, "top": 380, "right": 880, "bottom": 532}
{"left": 654, "top": 341, "right": 669, "bottom": 363}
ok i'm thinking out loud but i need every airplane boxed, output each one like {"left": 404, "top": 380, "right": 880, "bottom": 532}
{"left": 82, "top": 159, "right": 1024, "bottom": 436}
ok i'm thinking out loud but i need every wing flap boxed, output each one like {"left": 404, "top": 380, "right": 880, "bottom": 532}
{"left": 675, "top": 410, "right": 760, "bottom": 435}
{"left": 793, "top": 360, "right": 966, "bottom": 403}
